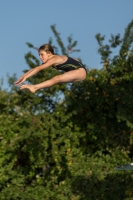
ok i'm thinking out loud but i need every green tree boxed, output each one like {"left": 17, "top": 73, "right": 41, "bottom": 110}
{"left": 1, "top": 20, "right": 133, "bottom": 200}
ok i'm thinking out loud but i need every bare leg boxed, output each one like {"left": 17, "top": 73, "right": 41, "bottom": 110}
{"left": 20, "top": 68, "right": 86, "bottom": 93}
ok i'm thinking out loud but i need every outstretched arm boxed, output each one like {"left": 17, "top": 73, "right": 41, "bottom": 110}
{"left": 15, "top": 58, "right": 55, "bottom": 86}
{"left": 15, "top": 67, "right": 41, "bottom": 85}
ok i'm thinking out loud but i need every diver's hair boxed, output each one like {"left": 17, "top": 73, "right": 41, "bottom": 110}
{"left": 38, "top": 44, "right": 54, "bottom": 54}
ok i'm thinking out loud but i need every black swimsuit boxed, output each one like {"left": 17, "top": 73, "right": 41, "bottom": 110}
{"left": 52, "top": 57, "right": 87, "bottom": 74}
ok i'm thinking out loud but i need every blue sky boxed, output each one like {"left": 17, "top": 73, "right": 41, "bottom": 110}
{"left": 0, "top": 0, "right": 133, "bottom": 89}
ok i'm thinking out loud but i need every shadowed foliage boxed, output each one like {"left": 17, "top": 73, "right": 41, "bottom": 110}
{"left": 0, "top": 20, "right": 133, "bottom": 199}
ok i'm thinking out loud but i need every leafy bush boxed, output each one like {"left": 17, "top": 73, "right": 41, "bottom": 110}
{"left": 0, "top": 20, "right": 133, "bottom": 199}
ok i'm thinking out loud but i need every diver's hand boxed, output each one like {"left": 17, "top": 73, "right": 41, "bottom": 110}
{"left": 15, "top": 76, "right": 27, "bottom": 85}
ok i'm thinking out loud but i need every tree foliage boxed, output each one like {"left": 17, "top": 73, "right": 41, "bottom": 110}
{"left": 1, "top": 20, "right": 133, "bottom": 199}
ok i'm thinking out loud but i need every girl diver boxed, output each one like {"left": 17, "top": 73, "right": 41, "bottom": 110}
{"left": 15, "top": 44, "right": 87, "bottom": 93}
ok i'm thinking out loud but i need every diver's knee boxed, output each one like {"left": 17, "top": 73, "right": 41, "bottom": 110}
{"left": 53, "top": 75, "right": 62, "bottom": 84}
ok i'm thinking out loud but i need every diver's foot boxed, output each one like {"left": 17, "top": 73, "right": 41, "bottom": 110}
{"left": 20, "top": 84, "right": 36, "bottom": 93}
